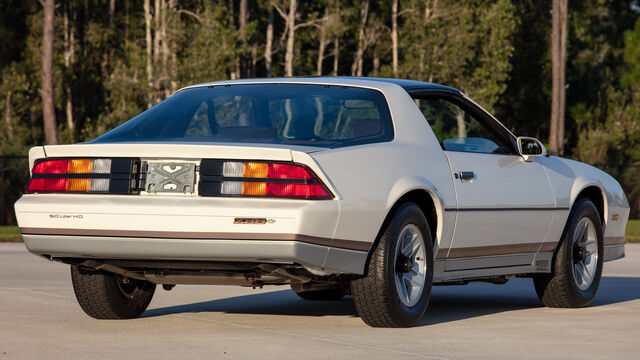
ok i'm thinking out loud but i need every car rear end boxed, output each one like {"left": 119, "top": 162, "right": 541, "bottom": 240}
{"left": 16, "top": 143, "right": 370, "bottom": 277}
{"left": 14, "top": 81, "right": 395, "bottom": 286}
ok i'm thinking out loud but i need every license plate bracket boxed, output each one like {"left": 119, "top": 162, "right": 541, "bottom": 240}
{"left": 145, "top": 162, "right": 196, "bottom": 194}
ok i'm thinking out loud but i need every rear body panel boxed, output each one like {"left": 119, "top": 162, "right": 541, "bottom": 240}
{"left": 16, "top": 144, "right": 372, "bottom": 274}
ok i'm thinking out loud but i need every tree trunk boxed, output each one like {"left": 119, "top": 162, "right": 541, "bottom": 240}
{"left": 169, "top": 0, "right": 177, "bottom": 92}
{"left": 351, "top": 0, "right": 369, "bottom": 77}
{"left": 456, "top": 108, "right": 466, "bottom": 139}
{"left": 373, "top": 46, "right": 380, "bottom": 74}
{"left": 144, "top": 0, "right": 153, "bottom": 107}
{"left": 550, "top": 0, "right": 568, "bottom": 156}
{"left": 153, "top": 0, "right": 162, "bottom": 100}
{"left": 265, "top": 4, "right": 273, "bottom": 77}
{"left": 64, "top": 2, "right": 75, "bottom": 131}
{"left": 41, "top": 0, "right": 57, "bottom": 145}
{"left": 154, "top": 0, "right": 161, "bottom": 68}
{"left": 238, "top": 0, "right": 248, "bottom": 78}
{"left": 284, "top": 0, "right": 297, "bottom": 77}
{"left": 228, "top": 0, "right": 235, "bottom": 27}
{"left": 332, "top": 37, "right": 339, "bottom": 76}
{"left": 251, "top": 43, "right": 257, "bottom": 77}
{"left": 109, "top": 0, "right": 115, "bottom": 27}
{"left": 391, "top": 0, "right": 398, "bottom": 77}
{"left": 229, "top": 0, "right": 236, "bottom": 79}
{"left": 316, "top": 9, "right": 328, "bottom": 76}
{"left": 125, "top": 0, "right": 129, "bottom": 41}
{"left": 4, "top": 91, "right": 12, "bottom": 139}
{"left": 161, "top": 0, "right": 170, "bottom": 98}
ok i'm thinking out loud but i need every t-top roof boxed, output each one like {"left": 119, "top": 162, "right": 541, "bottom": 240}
{"left": 183, "top": 76, "right": 461, "bottom": 95}
{"left": 297, "top": 76, "right": 460, "bottom": 93}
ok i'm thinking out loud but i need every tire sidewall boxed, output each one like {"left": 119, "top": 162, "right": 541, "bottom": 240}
{"left": 558, "top": 199, "right": 604, "bottom": 306}
{"left": 383, "top": 203, "right": 434, "bottom": 325}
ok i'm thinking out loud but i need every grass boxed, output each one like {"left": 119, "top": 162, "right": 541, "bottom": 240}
{"left": 0, "top": 226, "right": 22, "bottom": 242}
{"left": 1, "top": 220, "right": 639, "bottom": 243}
{"left": 626, "top": 219, "right": 640, "bottom": 243}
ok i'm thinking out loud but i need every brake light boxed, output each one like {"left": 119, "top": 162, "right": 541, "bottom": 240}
{"left": 27, "top": 158, "right": 133, "bottom": 194}
{"left": 199, "top": 160, "right": 333, "bottom": 199}
{"left": 32, "top": 159, "right": 67, "bottom": 174}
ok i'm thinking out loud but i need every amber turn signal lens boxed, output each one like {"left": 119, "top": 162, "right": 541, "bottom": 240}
{"left": 68, "top": 159, "right": 93, "bottom": 174}
{"left": 243, "top": 162, "right": 269, "bottom": 178}
{"left": 67, "top": 178, "right": 91, "bottom": 191}
{"left": 242, "top": 182, "right": 267, "bottom": 195}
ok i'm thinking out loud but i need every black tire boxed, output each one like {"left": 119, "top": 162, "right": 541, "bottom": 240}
{"left": 351, "top": 203, "right": 434, "bottom": 327}
{"left": 534, "top": 198, "right": 604, "bottom": 308}
{"left": 293, "top": 287, "right": 345, "bottom": 301}
{"left": 71, "top": 265, "right": 156, "bottom": 319}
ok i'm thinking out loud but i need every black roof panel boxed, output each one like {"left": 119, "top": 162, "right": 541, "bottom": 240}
{"left": 295, "top": 76, "right": 462, "bottom": 93}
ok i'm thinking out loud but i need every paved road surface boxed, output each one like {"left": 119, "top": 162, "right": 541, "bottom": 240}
{"left": 1, "top": 243, "right": 639, "bottom": 359}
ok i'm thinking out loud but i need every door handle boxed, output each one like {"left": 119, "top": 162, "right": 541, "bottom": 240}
{"left": 458, "top": 171, "right": 475, "bottom": 181}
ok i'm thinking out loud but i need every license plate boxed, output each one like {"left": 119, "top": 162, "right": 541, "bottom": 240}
{"left": 145, "top": 162, "right": 196, "bottom": 194}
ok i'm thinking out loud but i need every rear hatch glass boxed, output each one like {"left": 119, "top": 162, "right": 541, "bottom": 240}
{"left": 91, "top": 84, "right": 393, "bottom": 148}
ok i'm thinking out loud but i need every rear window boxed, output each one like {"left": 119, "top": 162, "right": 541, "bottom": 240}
{"left": 91, "top": 84, "right": 394, "bottom": 148}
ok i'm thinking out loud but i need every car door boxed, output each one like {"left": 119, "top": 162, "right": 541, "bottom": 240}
{"left": 412, "top": 93, "right": 555, "bottom": 271}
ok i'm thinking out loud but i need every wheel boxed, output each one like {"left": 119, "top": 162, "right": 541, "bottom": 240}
{"left": 350, "top": 203, "right": 434, "bottom": 327}
{"left": 71, "top": 265, "right": 156, "bottom": 319}
{"left": 534, "top": 198, "right": 604, "bottom": 308}
{"left": 293, "top": 287, "right": 345, "bottom": 301}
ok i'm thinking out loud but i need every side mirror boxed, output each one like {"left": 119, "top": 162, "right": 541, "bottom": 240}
{"left": 517, "top": 136, "right": 547, "bottom": 162}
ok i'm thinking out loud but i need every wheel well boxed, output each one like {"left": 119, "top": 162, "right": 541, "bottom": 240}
{"left": 396, "top": 190, "right": 438, "bottom": 243}
{"left": 361, "top": 190, "right": 438, "bottom": 274}
{"left": 547, "top": 185, "right": 606, "bottom": 276}
{"left": 574, "top": 186, "right": 605, "bottom": 225}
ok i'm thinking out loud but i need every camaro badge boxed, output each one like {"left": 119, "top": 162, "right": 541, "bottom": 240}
{"left": 233, "top": 218, "right": 275, "bottom": 224}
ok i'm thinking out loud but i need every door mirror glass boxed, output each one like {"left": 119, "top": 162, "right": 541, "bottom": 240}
{"left": 517, "top": 136, "right": 546, "bottom": 161}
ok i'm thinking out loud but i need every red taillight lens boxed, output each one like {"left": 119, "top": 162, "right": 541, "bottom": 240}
{"left": 266, "top": 183, "right": 328, "bottom": 197}
{"left": 26, "top": 158, "right": 131, "bottom": 194}
{"left": 267, "top": 163, "right": 313, "bottom": 179}
{"left": 199, "top": 160, "right": 333, "bottom": 199}
{"left": 32, "top": 159, "right": 68, "bottom": 174}
{"left": 27, "top": 178, "right": 68, "bottom": 192}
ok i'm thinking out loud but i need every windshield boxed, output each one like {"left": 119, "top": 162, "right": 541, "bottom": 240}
{"left": 91, "top": 84, "right": 394, "bottom": 148}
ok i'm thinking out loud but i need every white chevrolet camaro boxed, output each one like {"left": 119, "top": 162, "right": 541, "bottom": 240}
{"left": 14, "top": 77, "right": 629, "bottom": 327}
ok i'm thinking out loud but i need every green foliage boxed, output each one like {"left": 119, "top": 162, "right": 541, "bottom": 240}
{"left": 397, "top": 0, "right": 517, "bottom": 113}
{"left": 178, "top": 4, "right": 238, "bottom": 85}
{"left": 623, "top": 17, "right": 640, "bottom": 88}
{"left": 627, "top": 219, "right": 640, "bottom": 243}
{"left": 573, "top": 16, "right": 640, "bottom": 219}
{"left": 0, "top": 226, "right": 22, "bottom": 242}
{"left": 0, "top": 0, "right": 640, "bottom": 223}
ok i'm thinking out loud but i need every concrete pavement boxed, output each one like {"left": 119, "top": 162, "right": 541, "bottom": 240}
{"left": 1, "top": 243, "right": 639, "bottom": 359}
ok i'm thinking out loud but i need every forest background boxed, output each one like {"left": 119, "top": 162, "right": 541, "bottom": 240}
{"left": 1, "top": 0, "right": 640, "bottom": 225}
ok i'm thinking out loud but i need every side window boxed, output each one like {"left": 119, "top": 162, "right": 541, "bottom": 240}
{"left": 413, "top": 97, "right": 512, "bottom": 154}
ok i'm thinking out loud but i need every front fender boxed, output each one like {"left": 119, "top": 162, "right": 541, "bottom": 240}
{"left": 569, "top": 176, "right": 607, "bottom": 221}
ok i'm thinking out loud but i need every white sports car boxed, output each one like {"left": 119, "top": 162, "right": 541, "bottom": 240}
{"left": 14, "top": 77, "right": 629, "bottom": 327}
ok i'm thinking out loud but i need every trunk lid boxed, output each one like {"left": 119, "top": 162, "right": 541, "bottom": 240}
{"left": 41, "top": 142, "right": 327, "bottom": 161}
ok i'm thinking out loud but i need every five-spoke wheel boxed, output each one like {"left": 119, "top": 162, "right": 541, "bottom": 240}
{"left": 351, "top": 203, "right": 433, "bottom": 327}
{"left": 394, "top": 224, "right": 427, "bottom": 307}
{"left": 534, "top": 198, "right": 604, "bottom": 308}
{"left": 571, "top": 217, "right": 599, "bottom": 291}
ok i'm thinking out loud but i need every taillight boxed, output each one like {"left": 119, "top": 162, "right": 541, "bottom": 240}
{"left": 27, "top": 158, "right": 134, "bottom": 194}
{"left": 199, "top": 160, "right": 333, "bottom": 199}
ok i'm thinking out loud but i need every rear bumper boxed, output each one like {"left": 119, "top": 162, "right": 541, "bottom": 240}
{"left": 15, "top": 193, "right": 372, "bottom": 274}
{"left": 22, "top": 234, "right": 368, "bottom": 274}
